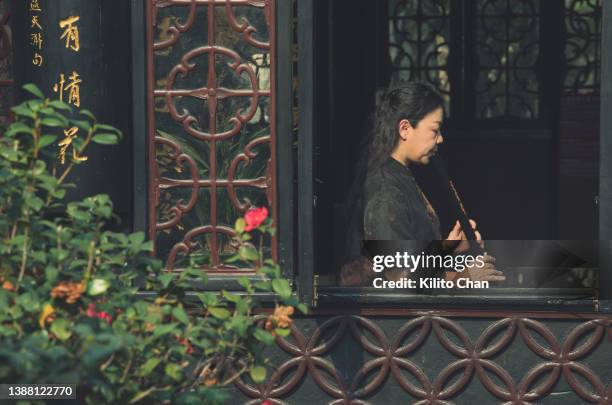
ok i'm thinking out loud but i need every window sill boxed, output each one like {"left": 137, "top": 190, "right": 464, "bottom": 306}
{"left": 315, "top": 287, "right": 600, "bottom": 312}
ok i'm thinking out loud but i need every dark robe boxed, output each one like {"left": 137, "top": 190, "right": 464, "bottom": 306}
{"left": 338, "top": 157, "right": 447, "bottom": 287}
{"left": 363, "top": 157, "right": 441, "bottom": 240}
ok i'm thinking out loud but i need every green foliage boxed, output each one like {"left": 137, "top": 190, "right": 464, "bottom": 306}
{"left": 0, "top": 85, "right": 306, "bottom": 404}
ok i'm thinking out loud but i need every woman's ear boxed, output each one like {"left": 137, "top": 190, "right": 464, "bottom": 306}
{"left": 398, "top": 119, "right": 412, "bottom": 140}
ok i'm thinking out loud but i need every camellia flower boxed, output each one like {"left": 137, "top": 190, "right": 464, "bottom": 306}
{"left": 86, "top": 303, "right": 113, "bottom": 324}
{"left": 97, "top": 311, "right": 113, "bottom": 324}
{"left": 86, "top": 303, "right": 97, "bottom": 317}
{"left": 176, "top": 336, "right": 194, "bottom": 355}
{"left": 244, "top": 207, "right": 268, "bottom": 232}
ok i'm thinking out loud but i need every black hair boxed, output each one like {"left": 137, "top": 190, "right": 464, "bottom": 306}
{"left": 367, "top": 81, "right": 445, "bottom": 171}
{"left": 339, "top": 82, "right": 445, "bottom": 270}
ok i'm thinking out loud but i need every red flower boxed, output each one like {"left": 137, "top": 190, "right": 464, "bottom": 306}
{"left": 261, "top": 401, "right": 272, "bottom": 405}
{"left": 177, "top": 336, "right": 194, "bottom": 355}
{"left": 244, "top": 207, "right": 268, "bottom": 231}
{"left": 86, "top": 303, "right": 97, "bottom": 318}
{"left": 97, "top": 311, "right": 113, "bottom": 324}
{"left": 86, "top": 304, "right": 113, "bottom": 324}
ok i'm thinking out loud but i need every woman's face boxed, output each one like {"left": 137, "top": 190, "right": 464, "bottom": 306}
{"left": 398, "top": 107, "right": 444, "bottom": 165}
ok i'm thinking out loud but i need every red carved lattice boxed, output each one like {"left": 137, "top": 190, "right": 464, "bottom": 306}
{"left": 147, "top": 0, "right": 277, "bottom": 272}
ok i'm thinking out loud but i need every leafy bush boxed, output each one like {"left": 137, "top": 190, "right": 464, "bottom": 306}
{"left": 0, "top": 85, "right": 305, "bottom": 404}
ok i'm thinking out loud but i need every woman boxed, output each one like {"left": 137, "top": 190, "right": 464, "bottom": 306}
{"left": 340, "top": 82, "right": 504, "bottom": 287}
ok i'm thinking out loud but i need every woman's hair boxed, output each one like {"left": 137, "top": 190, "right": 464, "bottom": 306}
{"left": 339, "top": 81, "right": 445, "bottom": 269}
{"left": 367, "top": 81, "right": 445, "bottom": 171}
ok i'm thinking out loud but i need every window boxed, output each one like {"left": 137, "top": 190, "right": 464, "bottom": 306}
{"left": 388, "top": 0, "right": 603, "bottom": 120}
{"left": 145, "top": 0, "right": 287, "bottom": 279}
{"left": 300, "top": 0, "right": 605, "bottom": 306}
{"left": 138, "top": 0, "right": 609, "bottom": 307}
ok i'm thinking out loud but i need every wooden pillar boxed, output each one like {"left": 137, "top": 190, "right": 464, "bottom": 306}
{"left": 600, "top": 0, "right": 612, "bottom": 304}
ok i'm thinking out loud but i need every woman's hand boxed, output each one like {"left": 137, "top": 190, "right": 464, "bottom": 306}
{"left": 445, "top": 219, "right": 483, "bottom": 253}
{"left": 446, "top": 255, "right": 506, "bottom": 284}
{"left": 464, "top": 254, "right": 505, "bottom": 283}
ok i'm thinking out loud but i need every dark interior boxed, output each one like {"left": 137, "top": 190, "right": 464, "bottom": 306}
{"left": 309, "top": 0, "right": 601, "bottom": 279}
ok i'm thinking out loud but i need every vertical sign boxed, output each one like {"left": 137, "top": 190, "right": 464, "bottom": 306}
{"left": 13, "top": 0, "right": 134, "bottom": 231}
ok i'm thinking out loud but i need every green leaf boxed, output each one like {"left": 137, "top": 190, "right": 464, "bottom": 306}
{"left": 172, "top": 306, "right": 189, "bottom": 324}
{"left": 11, "top": 105, "right": 36, "bottom": 119}
{"left": 196, "top": 292, "right": 218, "bottom": 307}
{"left": 249, "top": 366, "right": 266, "bottom": 384}
{"left": 165, "top": 363, "right": 182, "bottom": 382}
{"left": 87, "top": 278, "right": 110, "bottom": 296}
{"left": 238, "top": 276, "right": 251, "bottom": 289}
{"left": 5, "top": 122, "right": 33, "bottom": 136}
{"left": 235, "top": 218, "right": 246, "bottom": 233}
{"left": 40, "top": 117, "right": 65, "bottom": 127}
{"left": 158, "top": 274, "right": 174, "bottom": 289}
{"left": 39, "top": 109, "right": 69, "bottom": 126}
{"left": 239, "top": 246, "right": 260, "bottom": 262}
{"left": 95, "top": 123, "right": 121, "bottom": 134}
{"left": 38, "top": 135, "right": 57, "bottom": 148}
{"left": 138, "top": 358, "right": 161, "bottom": 377}
{"left": 253, "top": 329, "right": 275, "bottom": 346}
{"left": 80, "top": 109, "right": 96, "bottom": 120}
{"left": 297, "top": 303, "right": 309, "bottom": 314}
{"left": 129, "top": 387, "right": 157, "bottom": 404}
{"left": 48, "top": 99, "right": 72, "bottom": 111}
{"left": 222, "top": 290, "right": 241, "bottom": 303}
{"left": 92, "top": 133, "right": 120, "bottom": 145}
{"left": 272, "top": 279, "right": 292, "bottom": 300}
{"left": 275, "top": 328, "right": 291, "bottom": 337}
{"left": 71, "top": 119, "right": 91, "bottom": 131}
{"left": 50, "top": 319, "right": 72, "bottom": 341}
{"left": 208, "top": 307, "right": 230, "bottom": 319}
{"left": 23, "top": 83, "right": 44, "bottom": 99}
{"left": 45, "top": 266, "right": 59, "bottom": 283}
{"left": 152, "top": 323, "right": 178, "bottom": 338}
{"left": 253, "top": 281, "right": 272, "bottom": 291}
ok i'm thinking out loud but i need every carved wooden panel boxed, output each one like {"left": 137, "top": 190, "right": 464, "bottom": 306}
{"left": 232, "top": 312, "right": 612, "bottom": 404}
{"left": 147, "top": 0, "right": 277, "bottom": 272}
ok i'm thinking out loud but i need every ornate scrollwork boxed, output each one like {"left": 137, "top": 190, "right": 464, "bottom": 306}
{"left": 475, "top": 0, "right": 541, "bottom": 118}
{"left": 564, "top": 0, "right": 602, "bottom": 95}
{"left": 149, "top": 0, "right": 276, "bottom": 270}
{"left": 153, "top": 0, "right": 198, "bottom": 50}
{"left": 388, "top": 0, "right": 451, "bottom": 111}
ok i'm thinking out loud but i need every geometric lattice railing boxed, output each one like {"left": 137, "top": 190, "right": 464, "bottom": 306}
{"left": 232, "top": 312, "right": 612, "bottom": 404}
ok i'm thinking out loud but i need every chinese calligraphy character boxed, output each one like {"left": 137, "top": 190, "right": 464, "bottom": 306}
{"left": 58, "top": 126, "right": 88, "bottom": 165}
{"left": 30, "top": 32, "right": 43, "bottom": 50}
{"left": 30, "top": 0, "right": 41, "bottom": 12}
{"left": 59, "top": 16, "right": 80, "bottom": 52}
{"left": 53, "top": 71, "right": 82, "bottom": 107}
{"left": 31, "top": 15, "right": 42, "bottom": 30}
{"left": 66, "top": 71, "right": 82, "bottom": 107}
{"left": 53, "top": 74, "right": 65, "bottom": 101}
{"left": 32, "top": 53, "right": 43, "bottom": 66}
